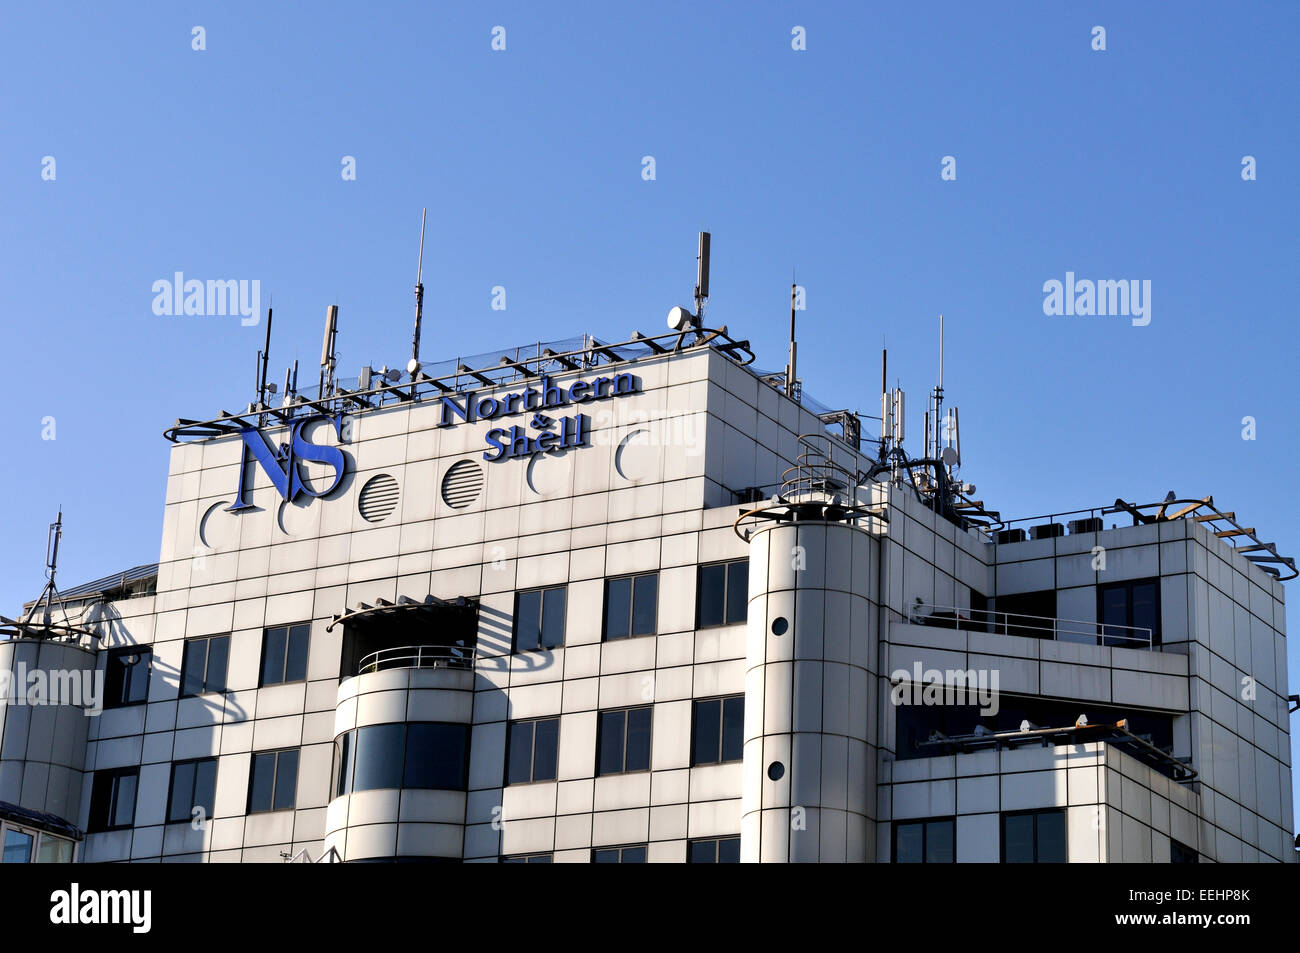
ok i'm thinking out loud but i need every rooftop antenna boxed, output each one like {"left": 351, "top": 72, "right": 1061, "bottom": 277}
{"left": 785, "top": 270, "right": 799, "bottom": 402}
{"left": 319, "top": 305, "right": 339, "bottom": 398}
{"left": 409, "top": 208, "right": 427, "bottom": 377}
{"left": 693, "top": 230, "right": 710, "bottom": 322}
{"left": 22, "top": 508, "right": 69, "bottom": 628}
{"left": 256, "top": 304, "right": 274, "bottom": 423}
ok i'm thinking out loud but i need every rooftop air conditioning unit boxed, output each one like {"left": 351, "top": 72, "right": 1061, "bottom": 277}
{"left": 997, "top": 528, "right": 1027, "bottom": 544}
{"left": 1068, "top": 517, "right": 1104, "bottom": 534}
{"left": 1030, "top": 523, "right": 1065, "bottom": 540}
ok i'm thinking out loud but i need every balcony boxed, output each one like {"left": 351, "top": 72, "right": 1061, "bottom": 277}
{"left": 356, "top": 644, "right": 476, "bottom": 675}
{"left": 910, "top": 604, "right": 1154, "bottom": 649}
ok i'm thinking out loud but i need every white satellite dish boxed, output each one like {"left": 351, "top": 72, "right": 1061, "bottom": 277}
{"left": 667, "top": 305, "right": 695, "bottom": 331}
{"left": 407, "top": 358, "right": 421, "bottom": 376}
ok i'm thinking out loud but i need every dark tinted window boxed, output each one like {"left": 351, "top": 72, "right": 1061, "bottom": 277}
{"left": 104, "top": 646, "right": 152, "bottom": 708}
{"left": 1002, "top": 810, "right": 1066, "bottom": 863}
{"left": 597, "top": 707, "right": 652, "bottom": 775}
{"left": 353, "top": 724, "right": 406, "bottom": 792}
{"left": 181, "top": 635, "right": 229, "bottom": 696}
{"left": 404, "top": 723, "right": 469, "bottom": 790}
{"left": 88, "top": 768, "right": 138, "bottom": 832}
{"left": 506, "top": 717, "right": 559, "bottom": 785}
{"left": 698, "top": 560, "right": 748, "bottom": 628}
{"left": 1171, "top": 840, "right": 1198, "bottom": 863}
{"left": 249, "top": 749, "right": 299, "bottom": 813}
{"left": 1098, "top": 578, "right": 1161, "bottom": 647}
{"left": 502, "top": 853, "right": 553, "bottom": 863}
{"left": 167, "top": 758, "right": 217, "bottom": 824}
{"left": 688, "top": 836, "right": 740, "bottom": 862}
{"left": 604, "top": 573, "right": 659, "bottom": 640}
{"left": 514, "top": 587, "right": 567, "bottom": 651}
{"left": 893, "top": 818, "right": 955, "bottom": 863}
{"left": 332, "top": 731, "right": 354, "bottom": 798}
{"left": 261, "top": 623, "right": 310, "bottom": 686}
{"left": 692, "top": 696, "right": 744, "bottom": 765}
{"left": 592, "top": 845, "right": 646, "bottom": 863}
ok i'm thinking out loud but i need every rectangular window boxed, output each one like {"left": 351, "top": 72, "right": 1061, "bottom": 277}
{"left": 167, "top": 758, "right": 218, "bottom": 825}
{"left": 332, "top": 723, "right": 470, "bottom": 795}
{"left": 248, "top": 748, "right": 300, "bottom": 814}
{"left": 501, "top": 853, "right": 553, "bottom": 863}
{"left": 180, "top": 635, "right": 230, "bottom": 697}
{"left": 892, "top": 817, "right": 956, "bottom": 863}
{"left": 1098, "top": 579, "right": 1160, "bottom": 647}
{"left": 1171, "top": 840, "right": 1198, "bottom": 863}
{"left": 505, "top": 717, "right": 560, "bottom": 785}
{"left": 592, "top": 844, "right": 647, "bottom": 863}
{"left": 88, "top": 767, "right": 138, "bottom": 832}
{"left": 603, "top": 573, "right": 659, "bottom": 640}
{"left": 35, "top": 834, "right": 74, "bottom": 863}
{"left": 992, "top": 590, "right": 1056, "bottom": 639}
{"left": 2, "top": 828, "right": 33, "bottom": 863}
{"left": 691, "top": 696, "right": 744, "bottom": 766}
{"left": 260, "top": 623, "right": 310, "bottom": 686}
{"left": 513, "top": 586, "right": 567, "bottom": 652}
{"left": 597, "top": 707, "right": 653, "bottom": 775}
{"left": 697, "top": 560, "right": 748, "bottom": 628}
{"left": 1002, "top": 809, "right": 1067, "bottom": 863}
{"left": 688, "top": 836, "right": 741, "bottom": 863}
{"left": 104, "top": 646, "right": 152, "bottom": 708}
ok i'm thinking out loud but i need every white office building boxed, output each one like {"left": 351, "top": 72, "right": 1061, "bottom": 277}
{"left": 0, "top": 310, "right": 1294, "bottom": 863}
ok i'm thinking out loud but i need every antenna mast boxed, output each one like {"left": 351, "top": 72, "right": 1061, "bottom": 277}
{"left": 22, "top": 509, "right": 68, "bottom": 628}
{"left": 785, "top": 273, "right": 799, "bottom": 402}
{"left": 693, "top": 231, "right": 710, "bottom": 323}
{"left": 410, "top": 208, "right": 427, "bottom": 375}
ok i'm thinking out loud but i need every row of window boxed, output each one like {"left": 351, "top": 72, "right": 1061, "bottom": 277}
{"left": 509, "top": 696, "right": 744, "bottom": 784}
{"left": 892, "top": 811, "right": 1198, "bottom": 863}
{"left": 100, "top": 558, "right": 751, "bottom": 708}
{"left": 503, "top": 837, "right": 740, "bottom": 864}
{"left": 513, "top": 559, "right": 749, "bottom": 651}
{"left": 88, "top": 747, "right": 302, "bottom": 833}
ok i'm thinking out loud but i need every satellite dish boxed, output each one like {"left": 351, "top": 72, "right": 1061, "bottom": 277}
{"left": 406, "top": 358, "right": 420, "bottom": 376}
{"left": 940, "top": 447, "right": 959, "bottom": 467}
{"left": 667, "top": 305, "right": 695, "bottom": 331}
{"left": 266, "top": 382, "right": 278, "bottom": 394}
{"left": 384, "top": 368, "right": 401, "bottom": 383}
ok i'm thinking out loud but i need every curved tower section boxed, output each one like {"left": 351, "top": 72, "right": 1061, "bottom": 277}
{"left": 739, "top": 439, "right": 881, "bottom": 862}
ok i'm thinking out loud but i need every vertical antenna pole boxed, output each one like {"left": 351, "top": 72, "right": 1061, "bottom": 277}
{"left": 786, "top": 274, "right": 798, "bottom": 401}
{"left": 694, "top": 231, "right": 710, "bottom": 321}
{"left": 259, "top": 306, "right": 274, "bottom": 407}
{"left": 411, "top": 208, "right": 427, "bottom": 374}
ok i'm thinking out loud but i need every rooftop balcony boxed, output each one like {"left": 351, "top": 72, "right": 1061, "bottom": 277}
{"left": 910, "top": 604, "right": 1155, "bottom": 649}
{"left": 356, "top": 644, "right": 476, "bottom": 675}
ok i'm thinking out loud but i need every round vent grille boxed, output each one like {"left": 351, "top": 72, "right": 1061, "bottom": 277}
{"left": 441, "top": 459, "right": 484, "bottom": 509}
{"left": 358, "top": 473, "right": 400, "bottom": 522}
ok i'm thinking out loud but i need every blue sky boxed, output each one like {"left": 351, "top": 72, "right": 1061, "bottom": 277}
{"left": 2, "top": 3, "right": 1297, "bottom": 825}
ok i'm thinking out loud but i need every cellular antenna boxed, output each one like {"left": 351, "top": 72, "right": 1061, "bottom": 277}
{"left": 785, "top": 272, "right": 799, "bottom": 402}
{"left": 257, "top": 305, "right": 274, "bottom": 418}
{"left": 319, "top": 305, "right": 339, "bottom": 397}
{"left": 694, "top": 231, "right": 710, "bottom": 321}
{"left": 410, "top": 208, "right": 427, "bottom": 376}
{"left": 22, "top": 508, "right": 69, "bottom": 628}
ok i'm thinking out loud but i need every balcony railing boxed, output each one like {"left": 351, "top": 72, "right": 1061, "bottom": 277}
{"left": 908, "top": 604, "right": 1154, "bottom": 649}
{"left": 357, "top": 644, "right": 476, "bottom": 675}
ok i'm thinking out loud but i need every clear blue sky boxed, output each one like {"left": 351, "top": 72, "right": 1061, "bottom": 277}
{"left": 2, "top": 3, "right": 1297, "bottom": 829}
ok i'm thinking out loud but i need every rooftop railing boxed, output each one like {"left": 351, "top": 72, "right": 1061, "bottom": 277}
{"left": 357, "top": 644, "right": 476, "bottom": 675}
{"left": 908, "top": 604, "right": 1154, "bottom": 649}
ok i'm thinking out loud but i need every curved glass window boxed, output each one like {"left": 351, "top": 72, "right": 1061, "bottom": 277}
{"left": 332, "top": 722, "right": 470, "bottom": 796}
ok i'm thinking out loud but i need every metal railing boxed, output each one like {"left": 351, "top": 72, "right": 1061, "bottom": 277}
{"left": 357, "top": 644, "right": 476, "bottom": 675}
{"left": 908, "top": 604, "right": 1154, "bottom": 648}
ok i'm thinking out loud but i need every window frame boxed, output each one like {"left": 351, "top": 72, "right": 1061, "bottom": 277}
{"left": 504, "top": 716, "right": 560, "bottom": 786}
{"left": 687, "top": 835, "right": 741, "bottom": 863}
{"left": 1000, "top": 808, "right": 1067, "bottom": 863}
{"left": 247, "top": 747, "right": 301, "bottom": 814}
{"left": 591, "top": 844, "right": 647, "bottom": 863}
{"left": 602, "top": 572, "right": 660, "bottom": 641}
{"left": 596, "top": 706, "right": 653, "bottom": 776}
{"left": 500, "top": 852, "right": 553, "bottom": 863}
{"left": 1097, "top": 577, "right": 1161, "bottom": 647}
{"left": 165, "top": 757, "right": 218, "bottom": 826}
{"left": 512, "top": 586, "right": 568, "bottom": 652}
{"left": 891, "top": 816, "right": 956, "bottom": 863}
{"left": 690, "top": 695, "right": 745, "bottom": 766}
{"left": 331, "top": 722, "right": 471, "bottom": 796}
{"left": 259, "top": 623, "right": 311, "bottom": 687}
{"left": 87, "top": 766, "right": 139, "bottom": 833}
{"left": 179, "top": 634, "right": 231, "bottom": 697}
{"left": 696, "top": 560, "right": 749, "bottom": 629}
{"left": 103, "top": 645, "right": 153, "bottom": 709}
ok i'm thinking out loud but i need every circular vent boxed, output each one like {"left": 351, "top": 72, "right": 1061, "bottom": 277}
{"left": 358, "top": 473, "right": 400, "bottom": 522}
{"left": 442, "top": 459, "right": 484, "bottom": 509}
